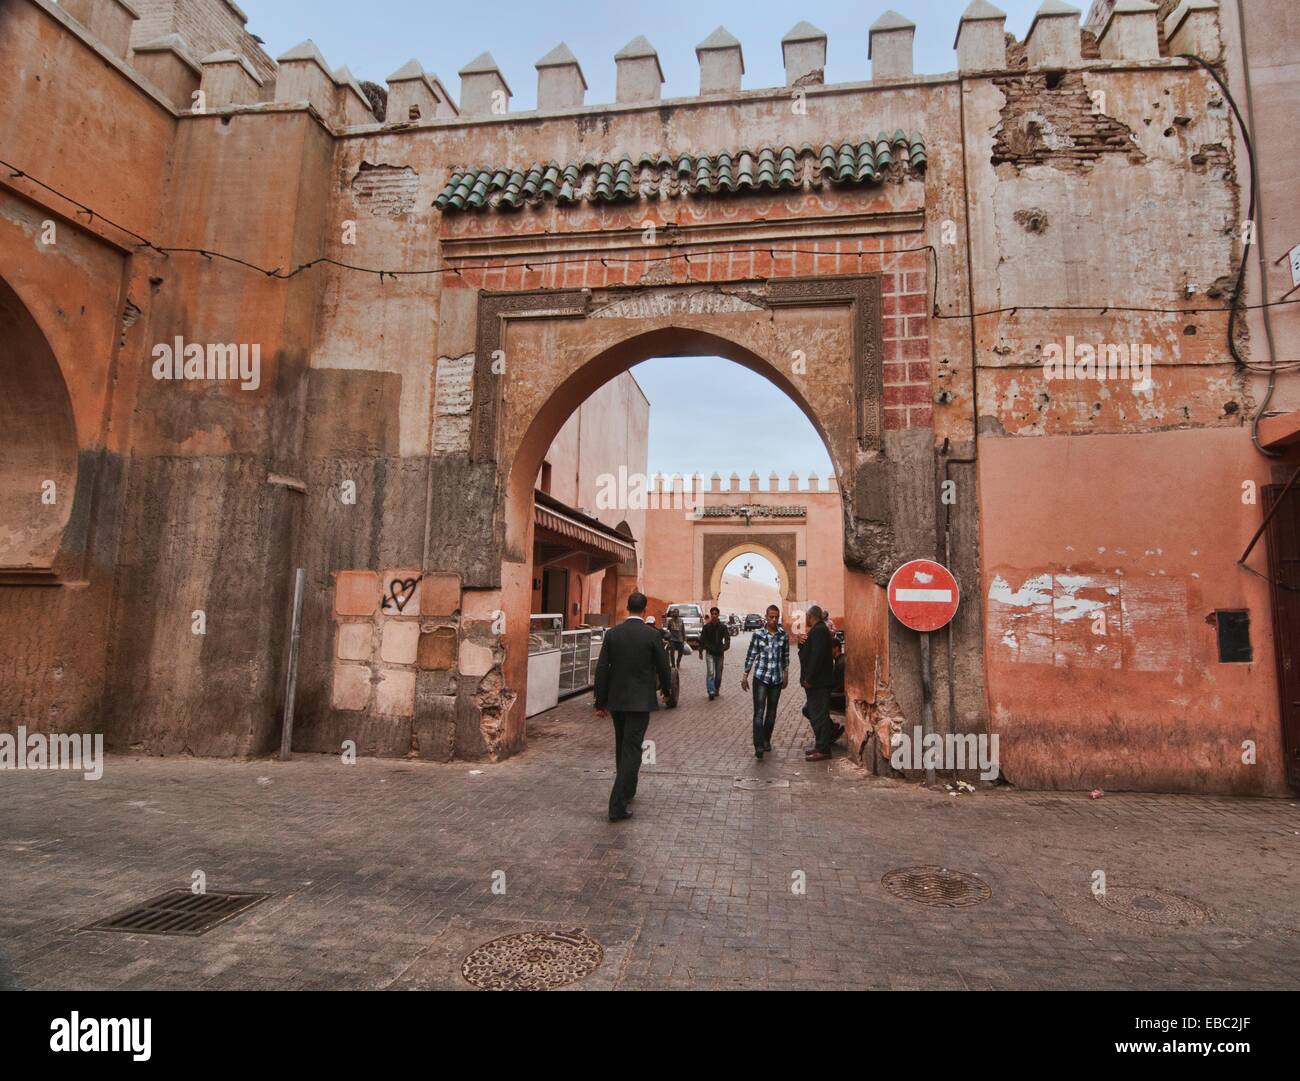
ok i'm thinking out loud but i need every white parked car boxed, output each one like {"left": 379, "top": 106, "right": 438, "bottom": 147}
{"left": 668, "top": 603, "right": 705, "bottom": 646}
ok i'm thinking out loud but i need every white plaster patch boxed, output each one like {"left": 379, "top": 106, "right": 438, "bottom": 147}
{"left": 987, "top": 573, "right": 1054, "bottom": 666}
{"left": 988, "top": 573, "right": 1052, "bottom": 607}
{"left": 433, "top": 353, "right": 474, "bottom": 455}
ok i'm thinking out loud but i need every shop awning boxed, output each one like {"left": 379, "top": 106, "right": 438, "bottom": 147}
{"left": 534, "top": 489, "right": 636, "bottom": 567}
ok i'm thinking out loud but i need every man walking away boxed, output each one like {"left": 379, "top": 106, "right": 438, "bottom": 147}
{"left": 741, "top": 604, "right": 789, "bottom": 760}
{"left": 699, "top": 606, "right": 731, "bottom": 700}
{"left": 594, "top": 592, "right": 673, "bottom": 821}
{"left": 665, "top": 607, "right": 686, "bottom": 669}
{"left": 798, "top": 605, "right": 836, "bottom": 761}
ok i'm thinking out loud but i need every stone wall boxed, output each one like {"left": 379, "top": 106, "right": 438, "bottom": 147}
{"left": 1, "top": 0, "right": 1294, "bottom": 792}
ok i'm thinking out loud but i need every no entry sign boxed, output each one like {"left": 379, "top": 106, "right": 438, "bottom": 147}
{"left": 887, "top": 559, "right": 959, "bottom": 632}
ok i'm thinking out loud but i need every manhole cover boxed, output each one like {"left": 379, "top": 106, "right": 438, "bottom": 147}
{"left": 85, "top": 889, "right": 272, "bottom": 936}
{"left": 1094, "top": 886, "right": 1209, "bottom": 926}
{"left": 461, "top": 928, "right": 603, "bottom": 991}
{"left": 882, "top": 866, "right": 991, "bottom": 908}
{"left": 733, "top": 778, "right": 791, "bottom": 790}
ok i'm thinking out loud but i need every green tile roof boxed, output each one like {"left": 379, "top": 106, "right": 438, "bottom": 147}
{"left": 434, "top": 132, "right": 926, "bottom": 213}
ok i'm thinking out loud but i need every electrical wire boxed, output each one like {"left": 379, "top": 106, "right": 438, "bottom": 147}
{"left": 6, "top": 113, "right": 1300, "bottom": 323}
{"left": 1178, "top": 51, "right": 1298, "bottom": 456}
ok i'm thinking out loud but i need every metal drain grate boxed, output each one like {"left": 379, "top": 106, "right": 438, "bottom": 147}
{"left": 461, "top": 928, "right": 603, "bottom": 991}
{"left": 733, "top": 778, "right": 791, "bottom": 790}
{"left": 85, "top": 889, "right": 272, "bottom": 936}
{"left": 883, "top": 866, "right": 991, "bottom": 908}
{"left": 1094, "top": 886, "right": 1209, "bottom": 927}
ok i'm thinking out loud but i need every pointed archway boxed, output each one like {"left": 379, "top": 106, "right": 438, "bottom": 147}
{"left": 706, "top": 541, "right": 796, "bottom": 605}
{"left": 477, "top": 278, "right": 890, "bottom": 760}
{"left": 0, "top": 275, "right": 78, "bottom": 577}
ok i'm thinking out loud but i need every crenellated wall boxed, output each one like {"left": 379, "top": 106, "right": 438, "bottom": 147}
{"left": 128, "top": 0, "right": 276, "bottom": 83}
{"left": 1, "top": 0, "right": 1294, "bottom": 792}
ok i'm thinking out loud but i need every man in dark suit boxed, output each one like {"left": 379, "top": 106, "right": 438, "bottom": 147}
{"left": 798, "top": 605, "right": 836, "bottom": 761}
{"left": 594, "top": 591, "right": 673, "bottom": 822}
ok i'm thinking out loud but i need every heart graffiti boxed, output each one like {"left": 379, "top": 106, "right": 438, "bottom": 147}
{"left": 383, "top": 576, "right": 421, "bottom": 613}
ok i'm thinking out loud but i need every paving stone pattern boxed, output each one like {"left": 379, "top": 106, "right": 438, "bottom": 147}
{"left": 2, "top": 645, "right": 1298, "bottom": 990}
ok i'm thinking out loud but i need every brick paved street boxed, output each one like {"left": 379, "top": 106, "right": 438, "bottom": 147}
{"left": 2, "top": 643, "right": 1299, "bottom": 990}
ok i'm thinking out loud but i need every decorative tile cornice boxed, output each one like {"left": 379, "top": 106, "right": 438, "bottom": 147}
{"left": 435, "top": 132, "right": 926, "bottom": 213}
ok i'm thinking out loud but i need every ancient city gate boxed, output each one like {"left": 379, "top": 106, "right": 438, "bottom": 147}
{"left": 6, "top": 0, "right": 1291, "bottom": 794}
{"left": 486, "top": 281, "right": 883, "bottom": 750}
{"left": 705, "top": 536, "right": 800, "bottom": 607}
{"left": 402, "top": 133, "right": 958, "bottom": 763}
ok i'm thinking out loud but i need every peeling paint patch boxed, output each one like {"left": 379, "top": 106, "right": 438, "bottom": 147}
{"left": 987, "top": 573, "right": 1054, "bottom": 664}
{"left": 989, "top": 571, "right": 1189, "bottom": 672}
{"left": 1120, "top": 578, "right": 1190, "bottom": 672}
{"left": 1052, "top": 574, "right": 1121, "bottom": 669}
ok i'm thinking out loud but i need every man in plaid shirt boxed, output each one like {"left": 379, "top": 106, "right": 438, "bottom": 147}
{"left": 741, "top": 604, "right": 790, "bottom": 760}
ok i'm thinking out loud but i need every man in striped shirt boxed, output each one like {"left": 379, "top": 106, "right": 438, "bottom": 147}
{"left": 741, "top": 604, "right": 790, "bottom": 760}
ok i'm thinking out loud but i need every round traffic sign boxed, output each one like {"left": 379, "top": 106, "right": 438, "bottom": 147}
{"left": 887, "top": 559, "right": 960, "bottom": 632}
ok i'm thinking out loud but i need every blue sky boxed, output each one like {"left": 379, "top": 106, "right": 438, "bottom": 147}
{"left": 242, "top": 2, "right": 1049, "bottom": 476}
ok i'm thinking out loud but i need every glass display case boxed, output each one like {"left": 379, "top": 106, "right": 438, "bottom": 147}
{"left": 529, "top": 614, "right": 563, "bottom": 653}
{"left": 559, "top": 628, "right": 604, "bottom": 696}
{"left": 526, "top": 614, "right": 563, "bottom": 718}
{"left": 526, "top": 616, "right": 604, "bottom": 714}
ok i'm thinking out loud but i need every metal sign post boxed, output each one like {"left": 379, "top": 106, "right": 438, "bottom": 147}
{"left": 888, "top": 559, "right": 961, "bottom": 787}
{"left": 918, "top": 631, "right": 936, "bottom": 785}
{"left": 279, "top": 567, "right": 306, "bottom": 762}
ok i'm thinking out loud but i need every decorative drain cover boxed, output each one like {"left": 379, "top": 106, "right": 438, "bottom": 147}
{"left": 882, "top": 866, "right": 991, "bottom": 908}
{"left": 85, "top": 889, "right": 272, "bottom": 936}
{"left": 461, "top": 928, "right": 603, "bottom": 991}
{"left": 733, "top": 778, "right": 791, "bottom": 790}
{"left": 1094, "top": 886, "right": 1209, "bottom": 926}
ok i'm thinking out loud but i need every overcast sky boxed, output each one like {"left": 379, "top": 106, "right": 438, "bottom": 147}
{"left": 245, "top": 0, "right": 1048, "bottom": 105}
{"left": 630, "top": 358, "right": 834, "bottom": 479}
{"left": 723, "top": 552, "right": 781, "bottom": 588}
{"left": 242, "top": 1, "right": 1047, "bottom": 478}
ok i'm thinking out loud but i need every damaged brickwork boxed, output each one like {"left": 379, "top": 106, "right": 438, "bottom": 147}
{"left": 992, "top": 72, "right": 1147, "bottom": 172}
{"left": 473, "top": 666, "right": 515, "bottom": 759}
{"left": 350, "top": 162, "right": 420, "bottom": 217}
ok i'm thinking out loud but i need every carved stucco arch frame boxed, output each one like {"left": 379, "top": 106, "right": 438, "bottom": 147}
{"left": 704, "top": 538, "right": 799, "bottom": 605}
{"left": 474, "top": 274, "right": 885, "bottom": 581}
{"left": 473, "top": 274, "right": 883, "bottom": 464}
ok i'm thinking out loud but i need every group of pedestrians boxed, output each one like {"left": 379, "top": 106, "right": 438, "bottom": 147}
{"left": 594, "top": 593, "right": 844, "bottom": 822}
{"left": 738, "top": 604, "right": 843, "bottom": 761}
